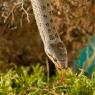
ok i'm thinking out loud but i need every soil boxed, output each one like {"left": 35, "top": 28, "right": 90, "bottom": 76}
{"left": 0, "top": 0, "right": 95, "bottom": 69}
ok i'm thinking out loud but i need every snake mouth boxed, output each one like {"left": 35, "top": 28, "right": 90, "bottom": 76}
{"left": 46, "top": 53, "right": 68, "bottom": 70}
{"left": 55, "top": 61, "right": 68, "bottom": 70}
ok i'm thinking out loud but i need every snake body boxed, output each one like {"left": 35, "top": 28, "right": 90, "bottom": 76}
{"left": 31, "top": 0, "right": 68, "bottom": 70}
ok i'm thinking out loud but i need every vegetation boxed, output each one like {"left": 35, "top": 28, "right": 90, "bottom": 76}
{"left": 0, "top": 64, "right": 95, "bottom": 95}
{"left": 0, "top": 0, "right": 95, "bottom": 95}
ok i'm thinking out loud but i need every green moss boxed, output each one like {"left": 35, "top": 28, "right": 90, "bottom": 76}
{"left": 0, "top": 64, "right": 95, "bottom": 95}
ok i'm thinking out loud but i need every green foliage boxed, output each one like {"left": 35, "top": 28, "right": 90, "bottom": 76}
{"left": 0, "top": 65, "right": 95, "bottom": 95}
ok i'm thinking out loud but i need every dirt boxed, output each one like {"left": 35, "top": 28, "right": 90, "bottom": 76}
{"left": 0, "top": 0, "right": 95, "bottom": 69}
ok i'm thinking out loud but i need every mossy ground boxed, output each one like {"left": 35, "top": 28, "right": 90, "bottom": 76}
{"left": 0, "top": 0, "right": 95, "bottom": 95}
{"left": 0, "top": 64, "right": 95, "bottom": 95}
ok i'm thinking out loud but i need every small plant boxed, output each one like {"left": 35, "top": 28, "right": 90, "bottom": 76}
{"left": 0, "top": 64, "right": 95, "bottom": 95}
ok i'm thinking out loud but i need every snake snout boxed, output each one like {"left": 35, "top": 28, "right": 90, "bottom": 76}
{"left": 45, "top": 41, "right": 68, "bottom": 70}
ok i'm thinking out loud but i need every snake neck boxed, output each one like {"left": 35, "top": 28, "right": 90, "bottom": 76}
{"left": 31, "top": 0, "right": 60, "bottom": 45}
{"left": 31, "top": 0, "right": 68, "bottom": 69}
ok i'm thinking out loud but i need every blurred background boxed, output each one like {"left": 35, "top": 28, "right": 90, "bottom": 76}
{"left": 0, "top": 0, "right": 95, "bottom": 76}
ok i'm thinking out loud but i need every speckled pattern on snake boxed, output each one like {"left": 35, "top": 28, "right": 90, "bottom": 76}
{"left": 30, "top": 0, "right": 68, "bottom": 71}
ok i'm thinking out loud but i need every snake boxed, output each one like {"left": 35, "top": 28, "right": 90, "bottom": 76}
{"left": 30, "top": 0, "right": 68, "bottom": 71}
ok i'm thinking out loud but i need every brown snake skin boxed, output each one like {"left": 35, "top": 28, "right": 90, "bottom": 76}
{"left": 31, "top": 0, "right": 68, "bottom": 71}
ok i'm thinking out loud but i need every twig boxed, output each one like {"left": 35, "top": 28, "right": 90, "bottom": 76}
{"left": 4, "top": 2, "right": 22, "bottom": 23}
{"left": 46, "top": 57, "right": 50, "bottom": 83}
{"left": 21, "top": 0, "right": 30, "bottom": 23}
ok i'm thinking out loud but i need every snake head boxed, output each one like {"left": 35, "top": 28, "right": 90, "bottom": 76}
{"left": 45, "top": 41, "right": 68, "bottom": 70}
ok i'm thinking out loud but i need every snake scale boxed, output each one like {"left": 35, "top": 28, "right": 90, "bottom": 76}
{"left": 31, "top": 0, "right": 68, "bottom": 71}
